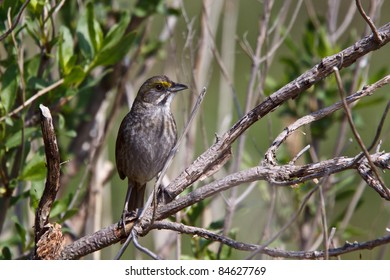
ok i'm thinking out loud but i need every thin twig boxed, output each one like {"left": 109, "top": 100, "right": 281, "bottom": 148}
{"left": 247, "top": 184, "right": 320, "bottom": 259}
{"left": 0, "top": 0, "right": 30, "bottom": 41}
{"left": 58, "top": 201, "right": 390, "bottom": 260}
{"left": 58, "top": 151, "right": 390, "bottom": 259}
{"left": 165, "top": 22, "right": 390, "bottom": 200}
{"left": 367, "top": 100, "right": 390, "bottom": 152}
{"left": 0, "top": 79, "right": 65, "bottom": 122}
{"left": 330, "top": 2, "right": 356, "bottom": 43}
{"left": 355, "top": 0, "right": 382, "bottom": 43}
{"left": 289, "top": 144, "right": 311, "bottom": 164}
{"left": 339, "top": 180, "right": 367, "bottom": 233}
{"left": 353, "top": 99, "right": 390, "bottom": 163}
{"left": 265, "top": 74, "right": 390, "bottom": 164}
{"left": 153, "top": 152, "right": 390, "bottom": 227}
{"left": 58, "top": 22, "right": 390, "bottom": 259}
{"left": 333, "top": 67, "right": 389, "bottom": 197}
{"left": 149, "top": 221, "right": 390, "bottom": 259}
{"left": 319, "top": 185, "right": 329, "bottom": 260}
{"left": 258, "top": 0, "right": 303, "bottom": 65}
{"left": 327, "top": 227, "right": 339, "bottom": 260}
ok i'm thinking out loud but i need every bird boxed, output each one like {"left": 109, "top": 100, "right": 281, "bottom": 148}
{"left": 115, "top": 75, "right": 188, "bottom": 225}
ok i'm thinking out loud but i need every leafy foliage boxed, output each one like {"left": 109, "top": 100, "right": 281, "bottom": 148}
{"left": 0, "top": 0, "right": 169, "bottom": 259}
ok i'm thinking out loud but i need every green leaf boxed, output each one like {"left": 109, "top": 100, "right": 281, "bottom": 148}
{"left": 27, "top": 76, "right": 50, "bottom": 92}
{"left": 25, "top": 54, "right": 41, "bottom": 79}
{"left": 28, "top": 0, "right": 45, "bottom": 18}
{"left": 64, "top": 66, "right": 86, "bottom": 86}
{"left": 50, "top": 200, "right": 68, "bottom": 219}
{"left": 76, "top": 3, "right": 103, "bottom": 61}
{"left": 185, "top": 200, "right": 206, "bottom": 225}
{"left": 94, "top": 31, "right": 135, "bottom": 66}
{"left": 29, "top": 180, "right": 45, "bottom": 210}
{"left": 58, "top": 26, "right": 74, "bottom": 74}
{"left": 14, "top": 220, "right": 27, "bottom": 251}
{"left": 0, "top": 0, "right": 23, "bottom": 20}
{"left": 100, "top": 12, "right": 130, "bottom": 51}
{"left": 58, "top": 113, "right": 65, "bottom": 130}
{"left": 20, "top": 153, "right": 47, "bottom": 181}
{"left": 1, "top": 246, "right": 12, "bottom": 260}
{"left": 58, "top": 208, "right": 78, "bottom": 223}
{"left": 208, "top": 219, "right": 224, "bottom": 230}
{"left": 1, "top": 64, "right": 18, "bottom": 113}
{"left": 317, "top": 28, "right": 333, "bottom": 57}
{"left": 133, "top": 0, "right": 163, "bottom": 17}
{"left": 5, "top": 127, "right": 37, "bottom": 150}
{"left": 86, "top": 2, "right": 103, "bottom": 54}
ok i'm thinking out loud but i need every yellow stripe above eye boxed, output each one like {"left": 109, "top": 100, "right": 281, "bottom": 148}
{"left": 159, "top": 81, "right": 172, "bottom": 88}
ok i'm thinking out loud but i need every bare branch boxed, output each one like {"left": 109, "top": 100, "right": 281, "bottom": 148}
{"left": 147, "top": 221, "right": 390, "bottom": 259}
{"left": 148, "top": 153, "right": 390, "bottom": 224}
{"left": 355, "top": 0, "right": 382, "bottom": 43}
{"left": 59, "top": 216, "right": 390, "bottom": 260}
{"left": 265, "top": 74, "right": 390, "bottom": 164}
{"left": 367, "top": 100, "right": 390, "bottom": 152}
{"left": 334, "top": 67, "right": 389, "bottom": 198}
{"left": 60, "top": 224, "right": 121, "bottom": 260}
{"left": 34, "top": 105, "right": 61, "bottom": 257}
{"left": 162, "top": 22, "right": 390, "bottom": 202}
{"left": 47, "top": 21, "right": 390, "bottom": 260}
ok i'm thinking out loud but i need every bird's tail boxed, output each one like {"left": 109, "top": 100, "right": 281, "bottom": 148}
{"left": 124, "top": 180, "right": 146, "bottom": 213}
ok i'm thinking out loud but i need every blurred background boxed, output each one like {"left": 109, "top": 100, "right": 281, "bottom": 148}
{"left": 0, "top": 0, "right": 389, "bottom": 259}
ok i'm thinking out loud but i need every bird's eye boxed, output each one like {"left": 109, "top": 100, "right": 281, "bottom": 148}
{"left": 155, "top": 84, "right": 163, "bottom": 91}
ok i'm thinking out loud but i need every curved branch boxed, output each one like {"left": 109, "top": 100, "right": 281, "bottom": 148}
{"left": 163, "top": 22, "right": 390, "bottom": 202}
{"left": 55, "top": 22, "right": 390, "bottom": 260}
{"left": 69, "top": 219, "right": 390, "bottom": 259}
{"left": 150, "top": 153, "right": 390, "bottom": 222}
{"left": 34, "top": 105, "right": 61, "bottom": 256}
{"left": 152, "top": 220, "right": 390, "bottom": 259}
{"left": 355, "top": 0, "right": 382, "bottom": 43}
{"left": 58, "top": 150, "right": 390, "bottom": 259}
{"left": 265, "top": 75, "right": 390, "bottom": 164}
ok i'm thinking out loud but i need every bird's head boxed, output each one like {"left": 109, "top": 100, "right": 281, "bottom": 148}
{"left": 135, "top": 75, "right": 188, "bottom": 106}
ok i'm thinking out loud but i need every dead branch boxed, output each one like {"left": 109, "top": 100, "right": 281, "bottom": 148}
{"left": 34, "top": 105, "right": 61, "bottom": 257}
{"left": 150, "top": 152, "right": 390, "bottom": 222}
{"left": 355, "top": 0, "right": 382, "bottom": 43}
{"left": 265, "top": 75, "right": 390, "bottom": 164}
{"left": 150, "top": 220, "right": 390, "bottom": 259}
{"left": 57, "top": 150, "right": 390, "bottom": 259}
{"left": 44, "top": 22, "right": 390, "bottom": 260}
{"left": 60, "top": 217, "right": 390, "bottom": 260}
{"left": 163, "top": 22, "right": 390, "bottom": 202}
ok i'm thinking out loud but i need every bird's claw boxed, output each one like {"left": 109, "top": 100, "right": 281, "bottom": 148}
{"left": 117, "top": 209, "right": 142, "bottom": 230}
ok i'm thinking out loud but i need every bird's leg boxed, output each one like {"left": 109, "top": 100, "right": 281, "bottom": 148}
{"left": 118, "top": 185, "right": 133, "bottom": 229}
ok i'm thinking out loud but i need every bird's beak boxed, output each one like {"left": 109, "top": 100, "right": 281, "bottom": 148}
{"left": 170, "top": 82, "right": 188, "bottom": 93}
